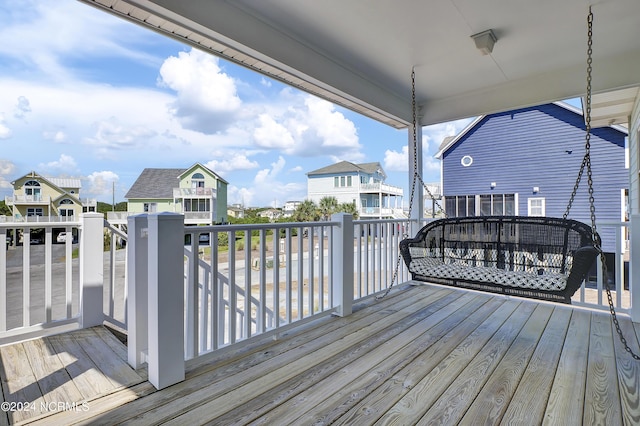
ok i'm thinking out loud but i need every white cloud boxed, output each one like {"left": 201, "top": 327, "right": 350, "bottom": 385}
{"left": 86, "top": 170, "right": 119, "bottom": 197}
{"left": 228, "top": 156, "right": 306, "bottom": 207}
{"left": 0, "top": 0, "right": 161, "bottom": 82}
{"left": 159, "top": 49, "right": 241, "bottom": 134}
{"left": 43, "top": 129, "right": 67, "bottom": 143}
{"left": 253, "top": 114, "right": 295, "bottom": 150}
{"left": 205, "top": 152, "right": 260, "bottom": 174}
{"left": 13, "top": 95, "right": 31, "bottom": 119}
{"left": 84, "top": 117, "right": 156, "bottom": 151}
{"left": 39, "top": 154, "right": 77, "bottom": 173}
{"left": 0, "top": 116, "right": 10, "bottom": 139}
{"left": 384, "top": 146, "right": 409, "bottom": 172}
{"left": 0, "top": 159, "right": 16, "bottom": 189}
{"left": 251, "top": 94, "right": 361, "bottom": 159}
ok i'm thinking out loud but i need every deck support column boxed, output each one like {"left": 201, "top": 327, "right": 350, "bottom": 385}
{"left": 147, "top": 212, "right": 185, "bottom": 389}
{"left": 80, "top": 213, "right": 105, "bottom": 328}
{"left": 630, "top": 214, "right": 640, "bottom": 321}
{"left": 332, "top": 213, "right": 353, "bottom": 317}
{"left": 127, "top": 214, "right": 148, "bottom": 369}
{"left": 408, "top": 118, "right": 424, "bottom": 236}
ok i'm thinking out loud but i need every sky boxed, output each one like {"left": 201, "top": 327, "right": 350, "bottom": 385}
{"left": 0, "top": 0, "right": 479, "bottom": 208}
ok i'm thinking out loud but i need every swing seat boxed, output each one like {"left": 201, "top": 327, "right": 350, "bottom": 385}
{"left": 400, "top": 216, "right": 599, "bottom": 304}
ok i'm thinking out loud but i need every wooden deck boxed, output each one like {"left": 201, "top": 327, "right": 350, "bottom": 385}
{"left": 2, "top": 282, "right": 640, "bottom": 425}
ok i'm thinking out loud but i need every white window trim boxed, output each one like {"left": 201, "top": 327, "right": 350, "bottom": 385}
{"left": 527, "top": 197, "right": 546, "bottom": 217}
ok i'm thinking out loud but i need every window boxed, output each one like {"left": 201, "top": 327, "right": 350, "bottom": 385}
{"left": 528, "top": 198, "right": 545, "bottom": 216}
{"left": 340, "top": 176, "right": 346, "bottom": 186}
{"left": 144, "top": 203, "right": 157, "bottom": 213}
{"left": 192, "top": 172, "right": 205, "bottom": 188}
{"left": 446, "top": 193, "right": 516, "bottom": 217}
{"left": 24, "top": 180, "right": 42, "bottom": 201}
{"left": 27, "top": 208, "right": 43, "bottom": 216}
{"left": 347, "top": 176, "right": 352, "bottom": 186}
{"left": 184, "top": 199, "right": 210, "bottom": 212}
{"left": 334, "top": 177, "right": 339, "bottom": 187}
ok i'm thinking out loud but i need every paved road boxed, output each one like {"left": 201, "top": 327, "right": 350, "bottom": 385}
{"left": 4, "top": 245, "right": 127, "bottom": 330}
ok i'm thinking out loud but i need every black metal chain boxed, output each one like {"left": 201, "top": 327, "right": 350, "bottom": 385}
{"left": 568, "top": 8, "right": 639, "bottom": 359}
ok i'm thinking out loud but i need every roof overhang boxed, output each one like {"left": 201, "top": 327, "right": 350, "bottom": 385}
{"left": 79, "top": 0, "right": 640, "bottom": 128}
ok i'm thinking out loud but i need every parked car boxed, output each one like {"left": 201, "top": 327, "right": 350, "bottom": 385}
{"left": 56, "top": 232, "right": 75, "bottom": 243}
{"left": 198, "top": 233, "right": 210, "bottom": 245}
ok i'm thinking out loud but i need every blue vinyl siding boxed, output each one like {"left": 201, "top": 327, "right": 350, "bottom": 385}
{"left": 442, "top": 103, "right": 627, "bottom": 252}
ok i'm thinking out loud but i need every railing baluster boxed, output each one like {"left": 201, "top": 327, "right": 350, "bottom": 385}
{"left": 0, "top": 228, "right": 6, "bottom": 332}
{"left": 244, "top": 230, "right": 251, "bottom": 338}
{"left": 297, "top": 226, "right": 304, "bottom": 319}
{"left": 259, "top": 228, "right": 266, "bottom": 333}
{"left": 285, "top": 228, "right": 292, "bottom": 324}
{"left": 23, "top": 227, "right": 30, "bottom": 327}
{"left": 211, "top": 230, "right": 219, "bottom": 350}
{"left": 44, "top": 228, "right": 52, "bottom": 323}
{"left": 308, "top": 225, "right": 314, "bottom": 316}
{"left": 228, "top": 230, "right": 236, "bottom": 344}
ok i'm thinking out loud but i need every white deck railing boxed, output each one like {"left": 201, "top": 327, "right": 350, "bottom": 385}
{"left": 0, "top": 214, "right": 127, "bottom": 345}
{"left": 0, "top": 211, "right": 636, "bottom": 390}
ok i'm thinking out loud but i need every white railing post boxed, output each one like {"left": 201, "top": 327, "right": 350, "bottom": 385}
{"left": 630, "top": 215, "right": 640, "bottom": 321}
{"left": 80, "top": 213, "right": 105, "bottom": 328}
{"left": 331, "top": 213, "right": 354, "bottom": 317}
{"left": 147, "top": 212, "right": 185, "bottom": 389}
{"left": 127, "top": 214, "right": 148, "bottom": 369}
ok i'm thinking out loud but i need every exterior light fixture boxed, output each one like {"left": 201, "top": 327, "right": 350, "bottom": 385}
{"left": 533, "top": 186, "right": 540, "bottom": 193}
{"left": 490, "top": 182, "right": 497, "bottom": 189}
{"left": 471, "top": 29, "right": 497, "bottom": 55}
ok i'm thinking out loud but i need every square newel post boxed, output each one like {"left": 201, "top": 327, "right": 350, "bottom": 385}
{"left": 127, "top": 214, "right": 148, "bottom": 369}
{"left": 630, "top": 215, "right": 640, "bottom": 322}
{"left": 80, "top": 213, "right": 105, "bottom": 328}
{"left": 331, "top": 213, "right": 354, "bottom": 317}
{"left": 147, "top": 212, "right": 185, "bottom": 389}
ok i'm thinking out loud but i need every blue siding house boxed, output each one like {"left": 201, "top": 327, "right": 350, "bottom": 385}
{"left": 435, "top": 102, "right": 628, "bottom": 254}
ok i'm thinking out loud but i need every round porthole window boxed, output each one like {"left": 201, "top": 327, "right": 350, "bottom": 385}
{"left": 461, "top": 155, "right": 473, "bottom": 167}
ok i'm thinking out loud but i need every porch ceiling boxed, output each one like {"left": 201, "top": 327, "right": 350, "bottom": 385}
{"left": 80, "top": 0, "right": 640, "bottom": 128}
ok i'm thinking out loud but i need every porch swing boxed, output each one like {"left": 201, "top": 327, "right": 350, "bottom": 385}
{"left": 392, "top": 6, "right": 640, "bottom": 361}
{"left": 398, "top": 7, "right": 602, "bottom": 305}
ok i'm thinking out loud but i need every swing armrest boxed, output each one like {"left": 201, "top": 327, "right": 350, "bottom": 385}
{"left": 565, "top": 246, "right": 599, "bottom": 293}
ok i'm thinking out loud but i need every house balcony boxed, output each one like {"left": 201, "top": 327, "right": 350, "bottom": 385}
{"left": 173, "top": 187, "right": 216, "bottom": 198}
{"left": 81, "top": 198, "right": 97, "bottom": 210}
{"left": 107, "top": 210, "right": 214, "bottom": 225}
{"left": 4, "top": 195, "right": 51, "bottom": 206}
{"left": 359, "top": 206, "right": 406, "bottom": 218}
{"left": 359, "top": 182, "right": 403, "bottom": 196}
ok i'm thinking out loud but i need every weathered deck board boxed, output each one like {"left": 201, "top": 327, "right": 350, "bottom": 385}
{"left": 542, "top": 309, "right": 591, "bottom": 426}
{"left": 584, "top": 311, "right": 623, "bottom": 425}
{"left": 611, "top": 314, "right": 640, "bottom": 424}
{"left": 0, "top": 326, "right": 145, "bottom": 425}
{"left": 2, "top": 283, "right": 640, "bottom": 426}
{"left": 500, "top": 306, "right": 572, "bottom": 424}
{"left": 0, "top": 343, "right": 47, "bottom": 424}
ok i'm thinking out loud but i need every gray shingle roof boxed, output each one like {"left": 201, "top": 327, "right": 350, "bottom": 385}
{"left": 125, "top": 168, "right": 185, "bottom": 199}
{"left": 307, "top": 161, "right": 384, "bottom": 176}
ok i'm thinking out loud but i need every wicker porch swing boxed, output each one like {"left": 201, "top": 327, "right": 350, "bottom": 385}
{"left": 390, "top": 7, "right": 640, "bottom": 360}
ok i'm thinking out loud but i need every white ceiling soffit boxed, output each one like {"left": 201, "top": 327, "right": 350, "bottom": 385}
{"left": 79, "top": 0, "right": 640, "bottom": 129}
{"left": 585, "top": 87, "right": 639, "bottom": 128}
